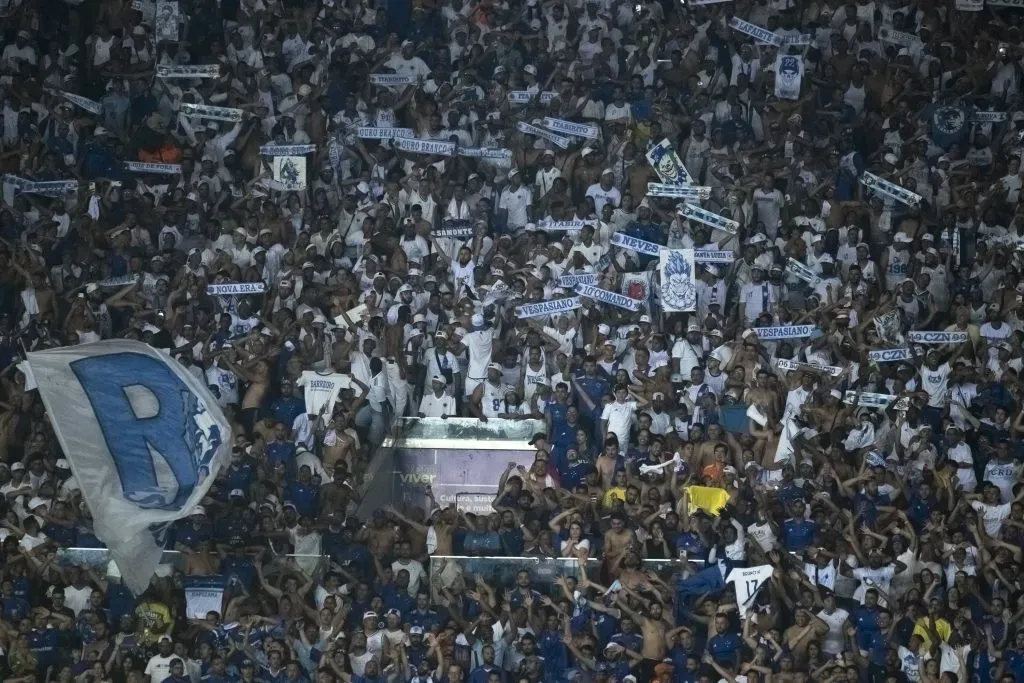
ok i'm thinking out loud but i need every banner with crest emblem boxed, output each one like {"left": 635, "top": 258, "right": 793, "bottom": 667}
{"left": 621, "top": 272, "right": 653, "bottom": 313}
{"left": 659, "top": 249, "right": 697, "bottom": 312}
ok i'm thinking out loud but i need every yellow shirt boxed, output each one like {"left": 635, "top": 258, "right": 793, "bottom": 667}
{"left": 136, "top": 601, "right": 172, "bottom": 645}
{"left": 913, "top": 617, "right": 951, "bottom": 650}
{"left": 602, "top": 487, "right": 627, "bottom": 508}
{"left": 686, "top": 486, "right": 731, "bottom": 516}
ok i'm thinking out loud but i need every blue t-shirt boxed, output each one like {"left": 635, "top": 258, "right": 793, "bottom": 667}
{"left": 270, "top": 397, "right": 306, "bottom": 429}
{"left": 849, "top": 606, "right": 881, "bottom": 651}
{"left": 285, "top": 481, "right": 319, "bottom": 517}
{"left": 783, "top": 518, "right": 817, "bottom": 552}
{"left": 2, "top": 596, "right": 31, "bottom": 621}
{"left": 707, "top": 631, "right": 743, "bottom": 664}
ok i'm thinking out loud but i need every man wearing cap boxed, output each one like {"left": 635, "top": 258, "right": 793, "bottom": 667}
{"left": 460, "top": 313, "right": 497, "bottom": 402}
{"left": 535, "top": 149, "right": 563, "bottom": 200}
{"left": 585, "top": 168, "right": 621, "bottom": 216}
{"left": 739, "top": 262, "right": 777, "bottom": 326}
{"left": 145, "top": 635, "right": 177, "bottom": 683}
{"left": 472, "top": 362, "right": 508, "bottom": 421}
{"left": 419, "top": 375, "right": 457, "bottom": 418}
{"left": 696, "top": 265, "right": 726, "bottom": 322}
{"left": 881, "top": 233, "right": 914, "bottom": 293}
{"left": 672, "top": 323, "right": 706, "bottom": 378}
{"left": 498, "top": 169, "right": 533, "bottom": 233}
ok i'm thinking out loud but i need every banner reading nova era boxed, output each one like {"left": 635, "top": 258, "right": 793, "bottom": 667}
{"left": 25, "top": 341, "right": 232, "bottom": 594}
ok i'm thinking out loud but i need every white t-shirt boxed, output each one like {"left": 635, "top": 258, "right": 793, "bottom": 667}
{"left": 601, "top": 400, "right": 637, "bottom": 448}
{"left": 145, "top": 654, "right": 176, "bottom": 683}
{"left": 463, "top": 329, "right": 495, "bottom": 380}
{"left": 971, "top": 500, "right": 1012, "bottom": 536}
{"left": 296, "top": 371, "right": 351, "bottom": 417}
{"left": 499, "top": 185, "right": 532, "bottom": 229}
{"left": 817, "top": 607, "right": 850, "bottom": 655}
{"left": 383, "top": 55, "right": 431, "bottom": 79}
{"left": 948, "top": 442, "right": 977, "bottom": 492}
{"left": 851, "top": 565, "right": 896, "bottom": 605}
{"left": 898, "top": 645, "right": 922, "bottom": 682}
{"left": 205, "top": 364, "right": 238, "bottom": 407}
{"left": 64, "top": 584, "right": 93, "bottom": 616}
{"left": 980, "top": 322, "right": 1012, "bottom": 358}
{"left": 746, "top": 521, "right": 777, "bottom": 552}
{"left": 585, "top": 183, "right": 621, "bottom": 215}
{"left": 391, "top": 558, "right": 426, "bottom": 596}
{"left": 419, "top": 392, "right": 456, "bottom": 418}
{"left": 983, "top": 460, "right": 1020, "bottom": 503}
{"left": 671, "top": 339, "right": 703, "bottom": 377}
{"left": 919, "top": 363, "right": 950, "bottom": 408}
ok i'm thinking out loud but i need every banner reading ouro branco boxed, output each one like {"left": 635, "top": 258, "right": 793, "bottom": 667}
{"left": 25, "top": 341, "right": 232, "bottom": 594}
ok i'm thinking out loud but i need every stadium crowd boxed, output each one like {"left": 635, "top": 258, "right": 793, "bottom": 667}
{"left": 6, "top": 0, "right": 1024, "bottom": 682}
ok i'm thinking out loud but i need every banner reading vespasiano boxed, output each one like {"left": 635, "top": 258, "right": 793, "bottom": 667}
{"left": 515, "top": 298, "right": 581, "bottom": 319}
{"left": 25, "top": 341, "right": 232, "bottom": 594}
{"left": 753, "top": 325, "right": 816, "bottom": 339}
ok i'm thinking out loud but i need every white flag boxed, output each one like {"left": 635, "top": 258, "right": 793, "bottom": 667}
{"left": 726, "top": 564, "right": 774, "bottom": 618}
{"left": 775, "top": 55, "right": 804, "bottom": 100}
{"left": 273, "top": 156, "right": 307, "bottom": 190}
{"left": 25, "top": 341, "right": 232, "bottom": 594}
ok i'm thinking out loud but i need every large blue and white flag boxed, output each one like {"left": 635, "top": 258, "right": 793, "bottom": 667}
{"left": 25, "top": 341, "right": 231, "bottom": 594}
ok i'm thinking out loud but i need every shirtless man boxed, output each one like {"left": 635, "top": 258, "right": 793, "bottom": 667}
{"left": 596, "top": 438, "right": 621, "bottom": 489}
{"left": 613, "top": 592, "right": 670, "bottom": 679}
{"left": 697, "top": 423, "right": 731, "bottom": 469}
{"left": 322, "top": 405, "right": 359, "bottom": 472}
{"left": 318, "top": 464, "right": 354, "bottom": 517}
{"left": 349, "top": 508, "right": 392, "bottom": 560}
{"left": 223, "top": 356, "right": 270, "bottom": 438}
{"left": 745, "top": 370, "right": 780, "bottom": 424}
{"left": 183, "top": 540, "right": 220, "bottom": 575}
{"left": 388, "top": 488, "right": 455, "bottom": 557}
{"left": 602, "top": 512, "right": 635, "bottom": 579}
{"left": 382, "top": 503, "right": 430, "bottom": 561}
